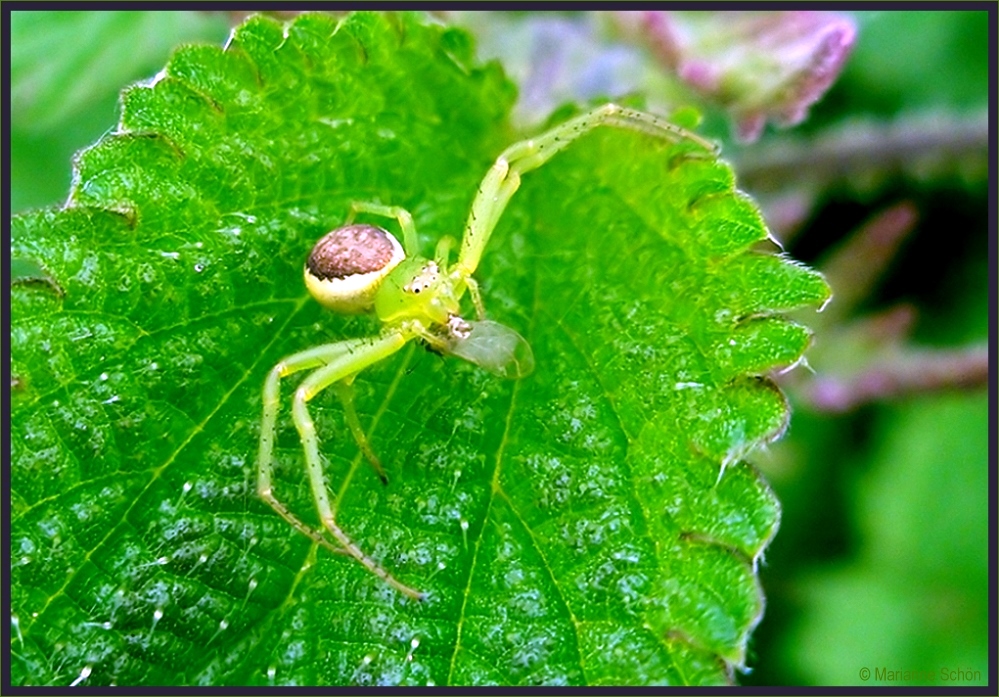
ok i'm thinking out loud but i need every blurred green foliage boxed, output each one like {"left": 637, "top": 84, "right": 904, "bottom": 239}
{"left": 10, "top": 10, "right": 231, "bottom": 211}
{"left": 822, "top": 11, "right": 989, "bottom": 119}
{"left": 742, "top": 9, "right": 990, "bottom": 688}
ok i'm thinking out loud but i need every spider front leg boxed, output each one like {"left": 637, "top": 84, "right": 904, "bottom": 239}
{"left": 347, "top": 201, "right": 419, "bottom": 256}
{"left": 259, "top": 331, "right": 424, "bottom": 600}
{"left": 435, "top": 235, "right": 485, "bottom": 319}
{"left": 454, "top": 103, "right": 718, "bottom": 279}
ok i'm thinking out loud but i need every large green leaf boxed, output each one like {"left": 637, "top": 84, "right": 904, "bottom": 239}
{"left": 9, "top": 12, "right": 829, "bottom": 686}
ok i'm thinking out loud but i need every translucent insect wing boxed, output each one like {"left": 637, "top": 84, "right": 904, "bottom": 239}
{"left": 448, "top": 320, "right": 535, "bottom": 379}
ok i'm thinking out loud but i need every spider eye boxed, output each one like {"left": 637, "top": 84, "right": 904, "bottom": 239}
{"left": 403, "top": 261, "right": 440, "bottom": 296}
{"left": 304, "top": 224, "right": 406, "bottom": 314}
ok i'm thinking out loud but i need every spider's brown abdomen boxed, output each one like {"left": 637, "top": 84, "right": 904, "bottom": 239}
{"left": 304, "top": 224, "right": 405, "bottom": 314}
{"left": 307, "top": 224, "right": 397, "bottom": 280}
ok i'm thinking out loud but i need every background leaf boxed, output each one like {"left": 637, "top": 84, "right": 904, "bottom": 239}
{"left": 737, "top": 9, "right": 989, "bottom": 688}
{"left": 10, "top": 10, "right": 231, "bottom": 212}
{"left": 10, "top": 12, "right": 827, "bottom": 686}
{"left": 780, "top": 393, "right": 988, "bottom": 686}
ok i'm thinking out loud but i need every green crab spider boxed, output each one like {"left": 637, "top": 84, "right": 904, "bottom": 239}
{"left": 257, "top": 103, "right": 716, "bottom": 600}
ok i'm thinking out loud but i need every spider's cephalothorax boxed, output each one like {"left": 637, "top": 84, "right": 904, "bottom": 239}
{"left": 258, "top": 104, "right": 716, "bottom": 600}
{"left": 373, "top": 256, "right": 459, "bottom": 328}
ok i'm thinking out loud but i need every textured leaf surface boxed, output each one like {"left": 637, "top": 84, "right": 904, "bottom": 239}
{"left": 10, "top": 12, "right": 829, "bottom": 686}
